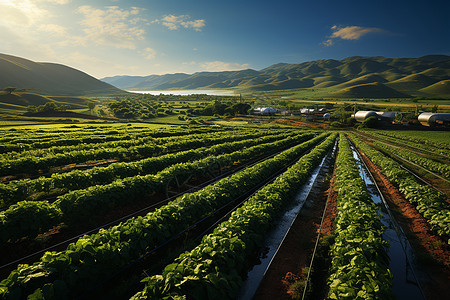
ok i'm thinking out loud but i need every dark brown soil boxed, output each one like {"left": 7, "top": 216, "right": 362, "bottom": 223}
{"left": 253, "top": 176, "right": 337, "bottom": 300}
{"left": 359, "top": 151, "right": 450, "bottom": 299}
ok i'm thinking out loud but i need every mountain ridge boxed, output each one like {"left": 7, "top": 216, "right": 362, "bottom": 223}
{"left": 0, "top": 53, "right": 124, "bottom": 96}
{"left": 101, "top": 55, "right": 450, "bottom": 98}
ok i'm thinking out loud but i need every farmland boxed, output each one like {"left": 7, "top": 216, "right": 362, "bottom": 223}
{"left": 0, "top": 123, "right": 449, "bottom": 300}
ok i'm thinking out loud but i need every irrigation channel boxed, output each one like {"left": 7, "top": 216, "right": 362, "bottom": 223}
{"left": 349, "top": 140, "right": 426, "bottom": 300}
{"left": 75, "top": 138, "right": 327, "bottom": 299}
{"left": 0, "top": 140, "right": 308, "bottom": 276}
{"left": 236, "top": 139, "right": 338, "bottom": 299}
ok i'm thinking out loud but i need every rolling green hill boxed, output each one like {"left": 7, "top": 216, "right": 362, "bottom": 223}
{"left": 385, "top": 73, "right": 438, "bottom": 94}
{"left": 419, "top": 80, "right": 450, "bottom": 98}
{"left": 102, "top": 55, "right": 450, "bottom": 98}
{"left": 0, "top": 53, "right": 125, "bottom": 96}
{"left": 0, "top": 92, "right": 92, "bottom": 110}
{"left": 331, "top": 82, "right": 411, "bottom": 98}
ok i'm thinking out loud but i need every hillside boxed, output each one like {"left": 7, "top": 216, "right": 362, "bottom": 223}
{"left": 331, "top": 82, "right": 411, "bottom": 98}
{"left": 0, "top": 92, "right": 92, "bottom": 108}
{"left": 0, "top": 53, "right": 124, "bottom": 96}
{"left": 102, "top": 55, "right": 450, "bottom": 98}
{"left": 419, "top": 80, "right": 450, "bottom": 98}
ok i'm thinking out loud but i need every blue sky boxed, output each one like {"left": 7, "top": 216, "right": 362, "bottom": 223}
{"left": 0, "top": 0, "right": 448, "bottom": 78}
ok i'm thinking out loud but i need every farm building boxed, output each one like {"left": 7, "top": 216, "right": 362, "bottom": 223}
{"left": 354, "top": 111, "right": 378, "bottom": 122}
{"left": 300, "top": 108, "right": 316, "bottom": 114}
{"left": 418, "top": 112, "right": 450, "bottom": 127}
{"left": 254, "top": 107, "right": 277, "bottom": 115}
{"left": 353, "top": 111, "right": 407, "bottom": 123}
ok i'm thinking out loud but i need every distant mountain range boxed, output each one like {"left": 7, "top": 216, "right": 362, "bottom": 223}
{"left": 102, "top": 55, "right": 450, "bottom": 98}
{"left": 1, "top": 53, "right": 448, "bottom": 99}
{"left": 0, "top": 53, "right": 123, "bottom": 96}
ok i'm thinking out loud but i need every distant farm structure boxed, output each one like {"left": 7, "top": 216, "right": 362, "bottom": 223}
{"left": 253, "top": 107, "right": 277, "bottom": 115}
{"left": 353, "top": 111, "right": 410, "bottom": 123}
{"left": 418, "top": 113, "right": 450, "bottom": 127}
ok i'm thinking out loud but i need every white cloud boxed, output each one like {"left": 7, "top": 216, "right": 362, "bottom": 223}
{"left": 39, "top": 24, "right": 68, "bottom": 36}
{"left": 322, "top": 39, "right": 333, "bottom": 46}
{"left": 199, "top": 61, "right": 250, "bottom": 72}
{"left": 36, "top": 0, "right": 71, "bottom": 4}
{"left": 323, "top": 25, "right": 386, "bottom": 46}
{"left": 61, "top": 51, "right": 143, "bottom": 78}
{"left": 0, "top": 0, "right": 49, "bottom": 27}
{"left": 158, "top": 14, "right": 205, "bottom": 31}
{"left": 76, "top": 5, "right": 147, "bottom": 49}
{"left": 181, "top": 19, "right": 205, "bottom": 31}
{"left": 141, "top": 47, "right": 156, "bottom": 60}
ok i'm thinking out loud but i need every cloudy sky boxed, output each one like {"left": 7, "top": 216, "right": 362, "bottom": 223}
{"left": 0, "top": 0, "right": 448, "bottom": 78}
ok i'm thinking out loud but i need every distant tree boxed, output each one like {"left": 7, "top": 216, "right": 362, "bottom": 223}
{"left": 431, "top": 105, "right": 438, "bottom": 113}
{"left": 4, "top": 87, "right": 16, "bottom": 94}
{"left": 58, "top": 104, "right": 70, "bottom": 112}
{"left": 358, "top": 116, "right": 378, "bottom": 129}
{"left": 386, "top": 106, "right": 395, "bottom": 112}
{"left": 41, "top": 102, "right": 59, "bottom": 112}
{"left": 27, "top": 105, "right": 37, "bottom": 113}
{"left": 26, "top": 102, "right": 68, "bottom": 114}
{"left": 86, "top": 101, "right": 96, "bottom": 112}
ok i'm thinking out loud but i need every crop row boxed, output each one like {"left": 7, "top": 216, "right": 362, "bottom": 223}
{"left": 371, "top": 130, "right": 450, "bottom": 151}
{"left": 327, "top": 134, "right": 393, "bottom": 299}
{"left": 0, "top": 133, "right": 314, "bottom": 243}
{"left": 0, "top": 126, "right": 226, "bottom": 153}
{"left": 0, "top": 127, "right": 266, "bottom": 160}
{"left": 132, "top": 134, "right": 337, "bottom": 299}
{"left": 350, "top": 133, "right": 450, "bottom": 241}
{"left": 0, "top": 132, "right": 301, "bottom": 208}
{"left": 0, "top": 129, "right": 279, "bottom": 176}
{"left": 0, "top": 125, "right": 223, "bottom": 146}
{"left": 0, "top": 127, "right": 258, "bottom": 161}
{"left": 361, "top": 130, "right": 449, "bottom": 158}
{"left": 0, "top": 133, "right": 329, "bottom": 299}
{"left": 372, "top": 140, "right": 450, "bottom": 179}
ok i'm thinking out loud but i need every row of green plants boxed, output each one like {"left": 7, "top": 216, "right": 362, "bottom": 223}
{"left": 350, "top": 133, "right": 450, "bottom": 242}
{"left": 0, "top": 133, "right": 329, "bottom": 299}
{"left": 131, "top": 134, "right": 337, "bottom": 299}
{"left": 0, "top": 126, "right": 226, "bottom": 154}
{"left": 371, "top": 130, "right": 450, "bottom": 151}
{"left": 0, "top": 127, "right": 260, "bottom": 161}
{"left": 0, "top": 126, "right": 211, "bottom": 148}
{"left": 0, "top": 132, "right": 302, "bottom": 208}
{"left": 0, "top": 124, "right": 218, "bottom": 142}
{"left": 1, "top": 135, "right": 168, "bottom": 160}
{"left": 0, "top": 133, "right": 314, "bottom": 244}
{"left": 0, "top": 129, "right": 271, "bottom": 176}
{"left": 327, "top": 134, "right": 393, "bottom": 299}
{"left": 372, "top": 140, "right": 450, "bottom": 179}
{"left": 362, "top": 130, "right": 450, "bottom": 157}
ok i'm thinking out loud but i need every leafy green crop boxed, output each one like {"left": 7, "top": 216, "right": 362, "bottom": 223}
{"left": 372, "top": 140, "right": 450, "bottom": 180}
{"left": 131, "top": 134, "right": 337, "bottom": 299}
{"left": 0, "top": 131, "right": 298, "bottom": 208}
{"left": 0, "top": 133, "right": 326, "bottom": 299}
{"left": 0, "top": 133, "right": 314, "bottom": 243}
{"left": 327, "top": 134, "right": 393, "bottom": 300}
{"left": 350, "top": 133, "right": 450, "bottom": 242}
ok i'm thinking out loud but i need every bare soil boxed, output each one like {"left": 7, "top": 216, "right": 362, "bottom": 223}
{"left": 359, "top": 151, "right": 450, "bottom": 299}
{"left": 253, "top": 177, "right": 337, "bottom": 300}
